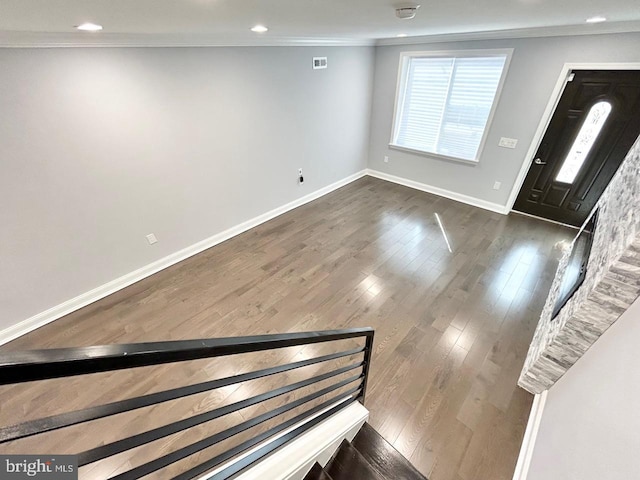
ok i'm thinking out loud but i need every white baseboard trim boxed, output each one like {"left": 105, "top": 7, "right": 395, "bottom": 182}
{"left": 366, "top": 169, "right": 510, "bottom": 215}
{"left": 512, "top": 391, "right": 548, "bottom": 480}
{"left": 0, "top": 170, "right": 367, "bottom": 346}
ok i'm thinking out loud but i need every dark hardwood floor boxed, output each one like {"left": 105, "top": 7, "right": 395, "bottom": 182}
{"left": 0, "top": 177, "right": 573, "bottom": 479}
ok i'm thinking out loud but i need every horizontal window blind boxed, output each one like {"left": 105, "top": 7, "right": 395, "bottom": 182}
{"left": 393, "top": 54, "right": 507, "bottom": 162}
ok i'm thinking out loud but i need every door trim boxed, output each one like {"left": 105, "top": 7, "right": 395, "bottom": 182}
{"left": 506, "top": 62, "right": 640, "bottom": 214}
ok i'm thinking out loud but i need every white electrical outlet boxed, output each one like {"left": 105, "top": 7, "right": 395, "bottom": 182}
{"left": 498, "top": 137, "right": 518, "bottom": 149}
{"left": 146, "top": 233, "right": 158, "bottom": 245}
{"left": 384, "top": 156, "right": 389, "bottom": 163}
{"left": 493, "top": 181, "right": 502, "bottom": 190}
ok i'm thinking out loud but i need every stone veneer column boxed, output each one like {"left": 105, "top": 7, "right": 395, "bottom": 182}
{"left": 519, "top": 135, "right": 640, "bottom": 394}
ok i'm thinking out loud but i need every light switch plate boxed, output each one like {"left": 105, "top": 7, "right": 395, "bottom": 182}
{"left": 498, "top": 137, "right": 518, "bottom": 149}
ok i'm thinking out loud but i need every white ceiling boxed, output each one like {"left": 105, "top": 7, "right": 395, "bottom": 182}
{"left": 0, "top": 0, "right": 639, "bottom": 46}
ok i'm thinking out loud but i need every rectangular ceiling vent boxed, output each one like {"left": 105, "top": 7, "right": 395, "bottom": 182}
{"left": 313, "top": 57, "right": 328, "bottom": 70}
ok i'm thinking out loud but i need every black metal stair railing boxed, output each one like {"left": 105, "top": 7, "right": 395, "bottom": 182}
{"left": 0, "top": 327, "right": 374, "bottom": 480}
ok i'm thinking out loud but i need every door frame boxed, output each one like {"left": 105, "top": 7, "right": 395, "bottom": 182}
{"left": 506, "top": 62, "right": 640, "bottom": 215}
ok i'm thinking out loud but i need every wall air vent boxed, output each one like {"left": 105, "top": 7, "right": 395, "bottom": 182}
{"left": 313, "top": 57, "right": 328, "bottom": 69}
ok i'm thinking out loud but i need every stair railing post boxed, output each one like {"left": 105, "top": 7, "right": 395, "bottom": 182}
{"left": 359, "top": 332, "right": 374, "bottom": 404}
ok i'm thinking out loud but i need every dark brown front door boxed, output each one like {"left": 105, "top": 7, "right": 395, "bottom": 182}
{"left": 513, "top": 70, "right": 640, "bottom": 227}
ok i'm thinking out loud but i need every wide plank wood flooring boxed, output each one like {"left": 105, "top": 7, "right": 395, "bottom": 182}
{"left": 0, "top": 177, "right": 573, "bottom": 480}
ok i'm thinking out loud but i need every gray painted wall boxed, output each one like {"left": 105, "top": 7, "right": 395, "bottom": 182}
{"left": 4, "top": 32, "right": 640, "bottom": 337}
{"left": 368, "top": 32, "right": 640, "bottom": 208}
{"left": 527, "top": 294, "right": 640, "bottom": 479}
{"left": 0, "top": 46, "right": 374, "bottom": 331}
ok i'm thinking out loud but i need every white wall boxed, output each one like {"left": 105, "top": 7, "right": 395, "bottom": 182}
{"left": 368, "top": 32, "right": 640, "bottom": 209}
{"left": 526, "top": 294, "right": 640, "bottom": 479}
{"left": 0, "top": 46, "right": 374, "bottom": 333}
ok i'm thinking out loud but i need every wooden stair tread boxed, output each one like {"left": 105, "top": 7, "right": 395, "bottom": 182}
{"left": 326, "top": 439, "right": 385, "bottom": 480}
{"left": 352, "top": 423, "right": 428, "bottom": 480}
{"left": 303, "top": 462, "right": 334, "bottom": 480}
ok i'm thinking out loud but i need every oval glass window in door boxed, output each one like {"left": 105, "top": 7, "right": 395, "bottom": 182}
{"left": 555, "top": 101, "right": 612, "bottom": 184}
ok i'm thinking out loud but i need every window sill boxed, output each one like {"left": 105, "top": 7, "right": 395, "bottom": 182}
{"left": 388, "top": 144, "right": 480, "bottom": 166}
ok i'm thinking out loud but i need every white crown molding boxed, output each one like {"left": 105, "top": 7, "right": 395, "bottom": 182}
{"left": 376, "top": 20, "right": 640, "bottom": 46}
{"left": 2, "top": 20, "right": 638, "bottom": 48}
{"left": 366, "top": 169, "right": 509, "bottom": 215}
{"left": 0, "top": 31, "right": 375, "bottom": 48}
{"left": 0, "top": 170, "right": 367, "bottom": 346}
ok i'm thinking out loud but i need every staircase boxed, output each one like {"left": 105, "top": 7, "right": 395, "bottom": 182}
{"left": 304, "top": 422, "right": 427, "bottom": 480}
{"left": 0, "top": 328, "right": 376, "bottom": 479}
{"left": 1, "top": 327, "right": 426, "bottom": 479}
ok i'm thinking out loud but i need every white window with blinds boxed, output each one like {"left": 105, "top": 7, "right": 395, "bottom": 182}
{"left": 390, "top": 49, "right": 512, "bottom": 163}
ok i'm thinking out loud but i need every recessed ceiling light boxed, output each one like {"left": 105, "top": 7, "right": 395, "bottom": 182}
{"left": 397, "top": 33, "right": 408, "bottom": 37}
{"left": 586, "top": 16, "right": 607, "bottom": 23}
{"left": 76, "top": 22, "right": 103, "bottom": 32}
{"left": 251, "top": 25, "right": 268, "bottom": 33}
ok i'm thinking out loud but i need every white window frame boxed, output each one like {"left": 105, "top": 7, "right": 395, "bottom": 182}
{"left": 389, "top": 48, "right": 513, "bottom": 164}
